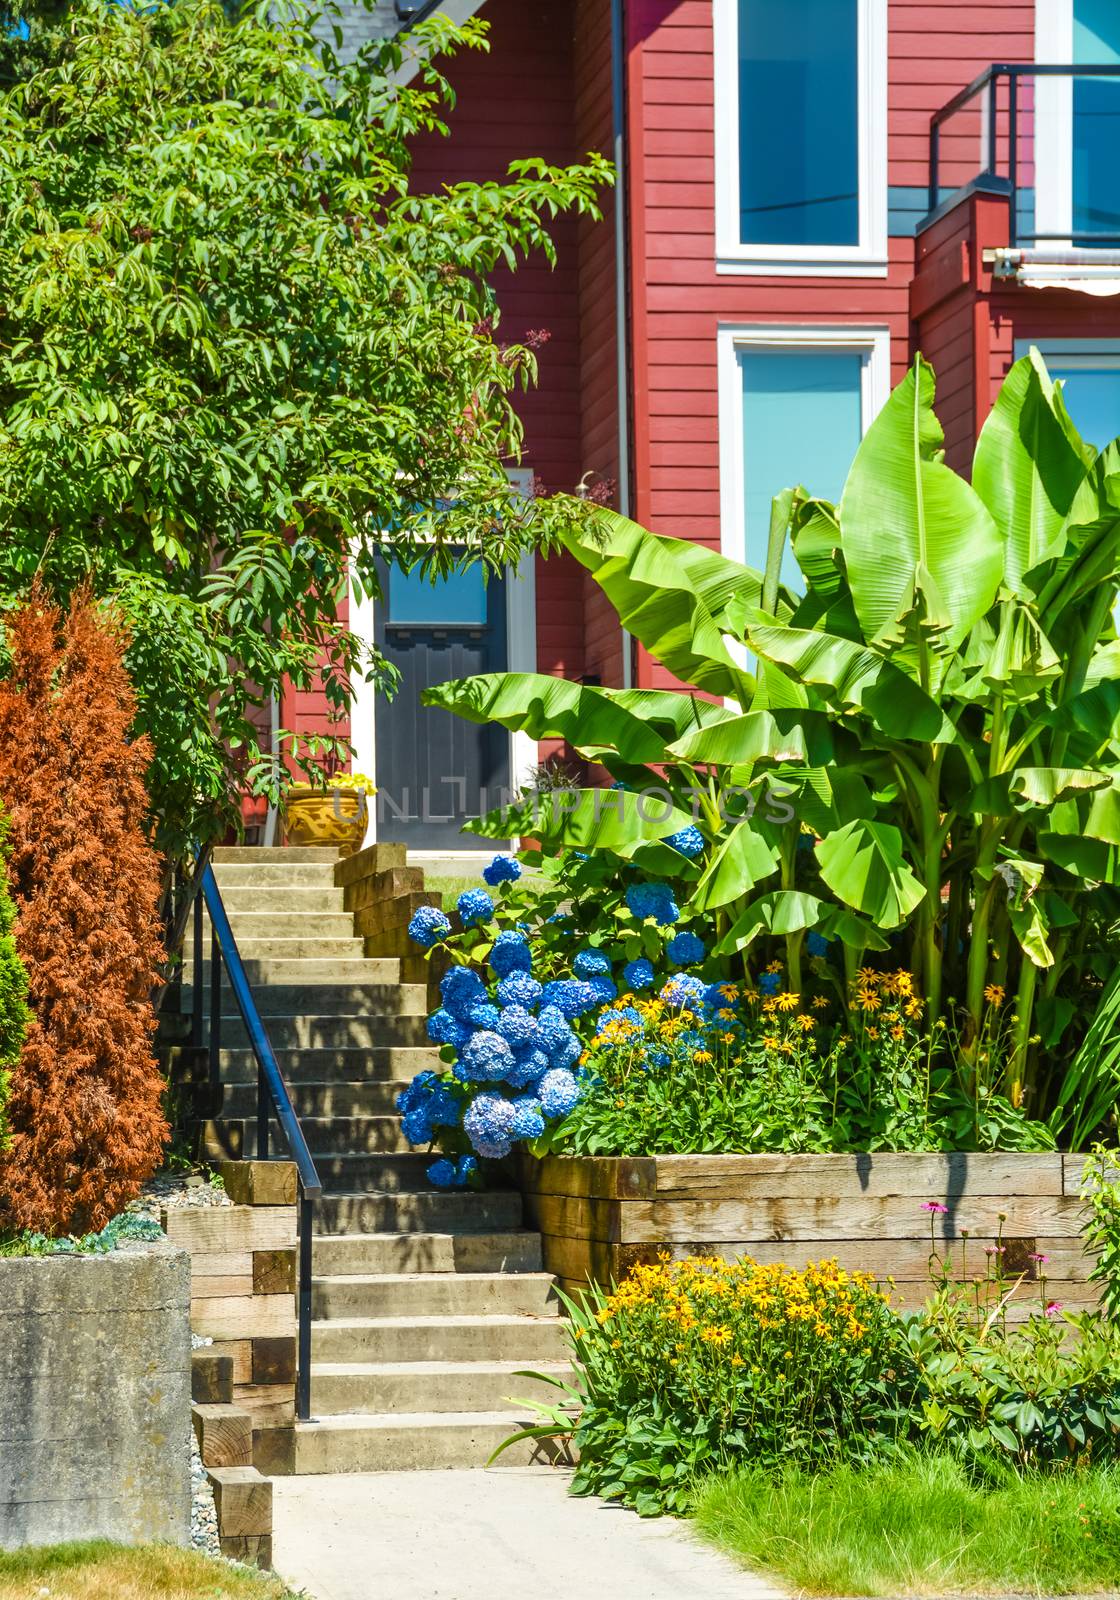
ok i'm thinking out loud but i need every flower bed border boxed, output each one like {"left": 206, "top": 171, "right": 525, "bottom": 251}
{"left": 516, "top": 1152, "right": 1098, "bottom": 1312}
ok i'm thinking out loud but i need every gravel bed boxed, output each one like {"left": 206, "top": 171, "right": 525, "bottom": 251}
{"left": 189, "top": 1332, "right": 221, "bottom": 1558}
{"left": 131, "top": 1168, "right": 234, "bottom": 1224}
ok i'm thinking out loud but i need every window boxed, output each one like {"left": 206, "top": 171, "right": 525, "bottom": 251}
{"left": 713, "top": 0, "right": 887, "bottom": 275}
{"left": 718, "top": 327, "right": 890, "bottom": 580}
{"left": 1015, "top": 340, "right": 1120, "bottom": 450}
{"left": 1037, "top": 0, "right": 1120, "bottom": 246}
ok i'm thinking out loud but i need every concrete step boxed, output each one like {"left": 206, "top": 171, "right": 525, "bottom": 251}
{"left": 218, "top": 1107, "right": 415, "bottom": 1147}
{"left": 204, "top": 912, "right": 359, "bottom": 941}
{"left": 218, "top": 887, "right": 346, "bottom": 915}
{"left": 220, "top": 1014, "right": 432, "bottom": 1052}
{"left": 184, "top": 939, "right": 367, "bottom": 965}
{"left": 212, "top": 847, "right": 341, "bottom": 864}
{"left": 312, "top": 1231, "right": 543, "bottom": 1276}
{"left": 309, "top": 1360, "right": 570, "bottom": 1417}
{"left": 188, "top": 974, "right": 415, "bottom": 1009}
{"left": 317, "top": 1153, "right": 438, "bottom": 1193}
{"left": 311, "top": 1314, "right": 568, "bottom": 1365}
{"left": 311, "top": 1272, "right": 558, "bottom": 1320}
{"left": 212, "top": 862, "right": 340, "bottom": 887}
{"left": 217, "top": 1048, "right": 438, "bottom": 1085}
{"left": 293, "top": 1410, "right": 555, "bottom": 1473}
{"left": 314, "top": 1189, "right": 523, "bottom": 1236}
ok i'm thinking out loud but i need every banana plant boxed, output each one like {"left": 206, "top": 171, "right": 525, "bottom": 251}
{"left": 424, "top": 350, "right": 1120, "bottom": 1132}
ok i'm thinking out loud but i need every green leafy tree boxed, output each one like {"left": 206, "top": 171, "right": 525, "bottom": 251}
{"left": 0, "top": 804, "right": 31, "bottom": 1152}
{"left": 428, "top": 351, "right": 1120, "bottom": 1141}
{"left": 0, "top": 0, "right": 610, "bottom": 856}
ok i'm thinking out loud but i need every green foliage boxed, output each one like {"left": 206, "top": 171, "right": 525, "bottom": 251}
{"left": 0, "top": 0, "right": 611, "bottom": 857}
{"left": 497, "top": 1258, "right": 915, "bottom": 1516}
{"left": 0, "top": 804, "right": 29, "bottom": 1152}
{"left": 431, "top": 349, "right": 1120, "bottom": 1143}
{"left": 1081, "top": 1144, "right": 1120, "bottom": 1320}
{"left": 694, "top": 1454, "right": 1120, "bottom": 1598}
{"left": 0, "top": 1208, "right": 163, "bottom": 1256}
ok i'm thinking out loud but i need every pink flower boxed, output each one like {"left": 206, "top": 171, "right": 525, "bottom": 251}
{"left": 984, "top": 1245, "right": 1005, "bottom": 1256}
{"left": 1045, "top": 1300, "right": 1064, "bottom": 1319}
{"left": 1029, "top": 1252, "right": 1050, "bottom": 1264}
{"left": 922, "top": 1202, "right": 949, "bottom": 1214}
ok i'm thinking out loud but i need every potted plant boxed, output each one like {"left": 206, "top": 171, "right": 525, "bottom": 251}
{"left": 282, "top": 771, "right": 376, "bottom": 855}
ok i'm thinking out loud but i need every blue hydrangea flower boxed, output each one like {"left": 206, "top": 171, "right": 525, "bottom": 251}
{"left": 426, "top": 1084, "right": 461, "bottom": 1127}
{"left": 407, "top": 904, "right": 452, "bottom": 948}
{"left": 440, "top": 965, "right": 487, "bottom": 1019}
{"left": 667, "top": 930, "right": 706, "bottom": 968}
{"left": 497, "top": 972, "right": 542, "bottom": 1010}
{"left": 507, "top": 1046, "right": 551, "bottom": 1088}
{"left": 622, "top": 958, "right": 655, "bottom": 991}
{"left": 538, "top": 1068, "right": 582, "bottom": 1118}
{"left": 625, "top": 882, "right": 680, "bottom": 926}
{"left": 806, "top": 931, "right": 831, "bottom": 958}
{"left": 456, "top": 1154, "right": 478, "bottom": 1185}
{"left": 545, "top": 910, "right": 570, "bottom": 925}
{"left": 758, "top": 970, "right": 782, "bottom": 997}
{"left": 586, "top": 975, "right": 617, "bottom": 1006}
{"left": 703, "top": 982, "right": 738, "bottom": 1016}
{"left": 550, "top": 1032, "right": 583, "bottom": 1071}
{"left": 534, "top": 1005, "right": 571, "bottom": 1055}
{"left": 645, "top": 1046, "right": 671, "bottom": 1070}
{"left": 538, "top": 978, "right": 599, "bottom": 1020}
{"left": 490, "top": 930, "right": 533, "bottom": 978}
{"left": 482, "top": 854, "right": 522, "bottom": 887}
{"left": 464, "top": 1001, "right": 500, "bottom": 1031}
{"left": 395, "top": 1070, "right": 437, "bottom": 1114}
{"left": 458, "top": 1030, "right": 514, "bottom": 1083}
{"left": 664, "top": 825, "right": 705, "bottom": 859}
{"left": 660, "top": 973, "right": 706, "bottom": 1009}
{"left": 457, "top": 887, "right": 494, "bottom": 927}
{"left": 509, "top": 1096, "right": 546, "bottom": 1141}
{"left": 427, "top": 1008, "right": 471, "bottom": 1050}
{"left": 401, "top": 1108, "right": 433, "bottom": 1145}
{"left": 497, "top": 1005, "right": 537, "bottom": 1050}
{"left": 573, "top": 947, "right": 612, "bottom": 979}
{"left": 427, "top": 1158, "right": 458, "bottom": 1188}
{"left": 463, "top": 1092, "right": 516, "bottom": 1158}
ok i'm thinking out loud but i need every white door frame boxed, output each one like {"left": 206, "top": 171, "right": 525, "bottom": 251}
{"left": 349, "top": 494, "right": 537, "bottom": 848}
{"left": 1035, "top": 2, "right": 1075, "bottom": 248}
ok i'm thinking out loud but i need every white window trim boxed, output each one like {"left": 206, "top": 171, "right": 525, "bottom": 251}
{"left": 1035, "top": 2, "right": 1075, "bottom": 248}
{"left": 349, "top": 469, "right": 537, "bottom": 849}
{"left": 712, "top": 0, "right": 888, "bottom": 277}
{"left": 1014, "top": 337, "right": 1120, "bottom": 369}
{"left": 717, "top": 324, "right": 891, "bottom": 566}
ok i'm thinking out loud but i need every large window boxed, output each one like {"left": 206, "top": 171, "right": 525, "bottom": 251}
{"left": 713, "top": 0, "right": 887, "bottom": 275}
{"left": 718, "top": 327, "right": 890, "bottom": 580}
{"left": 1037, "top": 0, "right": 1120, "bottom": 246}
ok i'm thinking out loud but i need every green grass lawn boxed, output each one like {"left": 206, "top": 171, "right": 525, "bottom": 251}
{"left": 0, "top": 1542, "right": 301, "bottom": 1600}
{"left": 693, "top": 1454, "right": 1120, "bottom": 1597}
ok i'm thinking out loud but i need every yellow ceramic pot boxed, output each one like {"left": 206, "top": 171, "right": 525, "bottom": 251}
{"left": 282, "top": 785, "right": 368, "bottom": 856}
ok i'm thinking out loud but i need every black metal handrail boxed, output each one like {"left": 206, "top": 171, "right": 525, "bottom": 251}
{"left": 929, "top": 64, "right": 1120, "bottom": 248}
{"left": 189, "top": 860, "right": 322, "bottom": 1423}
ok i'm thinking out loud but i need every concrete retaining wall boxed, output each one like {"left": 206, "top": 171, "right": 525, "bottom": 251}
{"left": 0, "top": 1238, "right": 191, "bottom": 1548}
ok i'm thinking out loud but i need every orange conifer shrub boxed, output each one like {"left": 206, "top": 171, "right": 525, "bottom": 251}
{"left": 0, "top": 590, "right": 168, "bottom": 1233}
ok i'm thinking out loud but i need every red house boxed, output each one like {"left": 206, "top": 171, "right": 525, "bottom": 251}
{"left": 285, "top": 0, "right": 1120, "bottom": 851}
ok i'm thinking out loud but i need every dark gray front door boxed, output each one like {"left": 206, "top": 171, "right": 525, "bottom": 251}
{"left": 374, "top": 562, "right": 511, "bottom": 849}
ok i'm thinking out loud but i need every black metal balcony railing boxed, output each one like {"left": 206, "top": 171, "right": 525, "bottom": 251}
{"left": 929, "top": 64, "right": 1120, "bottom": 250}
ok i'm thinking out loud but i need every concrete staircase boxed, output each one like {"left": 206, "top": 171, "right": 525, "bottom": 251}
{"left": 186, "top": 845, "right": 568, "bottom": 1474}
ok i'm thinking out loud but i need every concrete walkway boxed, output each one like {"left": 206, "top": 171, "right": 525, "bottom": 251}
{"left": 272, "top": 1467, "right": 782, "bottom": 1600}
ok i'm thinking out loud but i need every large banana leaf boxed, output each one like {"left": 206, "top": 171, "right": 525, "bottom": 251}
{"left": 606, "top": 688, "right": 738, "bottom": 740}
{"left": 965, "top": 766, "right": 1110, "bottom": 816}
{"left": 714, "top": 890, "right": 823, "bottom": 955}
{"left": 562, "top": 511, "right": 760, "bottom": 701}
{"left": 667, "top": 707, "right": 835, "bottom": 769}
{"left": 972, "top": 348, "right": 1092, "bottom": 597}
{"left": 815, "top": 819, "right": 925, "bottom": 929}
{"left": 839, "top": 356, "right": 1003, "bottom": 647}
{"left": 689, "top": 822, "right": 780, "bottom": 912}
{"left": 466, "top": 787, "right": 696, "bottom": 854}
{"left": 748, "top": 623, "right": 958, "bottom": 743}
{"left": 423, "top": 673, "right": 668, "bottom": 764}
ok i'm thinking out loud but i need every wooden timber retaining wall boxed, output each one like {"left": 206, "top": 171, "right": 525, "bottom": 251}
{"left": 162, "top": 1159, "right": 297, "bottom": 1474}
{"left": 517, "top": 1153, "right": 1099, "bottom": 1314}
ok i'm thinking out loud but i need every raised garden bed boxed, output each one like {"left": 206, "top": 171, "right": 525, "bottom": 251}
{"left": 517, "top": 1152, "right": 1097, "bottom": 1312}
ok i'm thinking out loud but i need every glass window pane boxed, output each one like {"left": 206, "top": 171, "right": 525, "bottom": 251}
{"left": 737, "top": 0, "right": 859, "bottom": 247}
{"left": 387, "top": 565, "right": 488, "bottom": 625}
{"left": 741, "top": 350, "right": 863, "bottom": 587}
{"left": 1074, "top": 0, "right": 1120, "bottom": 241}
{"left": 1049, "top": 364, "right": 1120, "bottom": 450}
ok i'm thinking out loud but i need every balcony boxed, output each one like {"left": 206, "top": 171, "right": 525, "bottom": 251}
{"left": 928, "top": 64, "right": 1120, "bottom": 290}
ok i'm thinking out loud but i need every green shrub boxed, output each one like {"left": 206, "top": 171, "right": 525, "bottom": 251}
{"left": 0, "top": 803, "right": 29, "bottom": 1150}
{"left": 1081, "top": 1144, "right": 1120, "bottom": 1318}
{"left": 694, "top": 1454, "right": 1120, "bottom": 1597}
